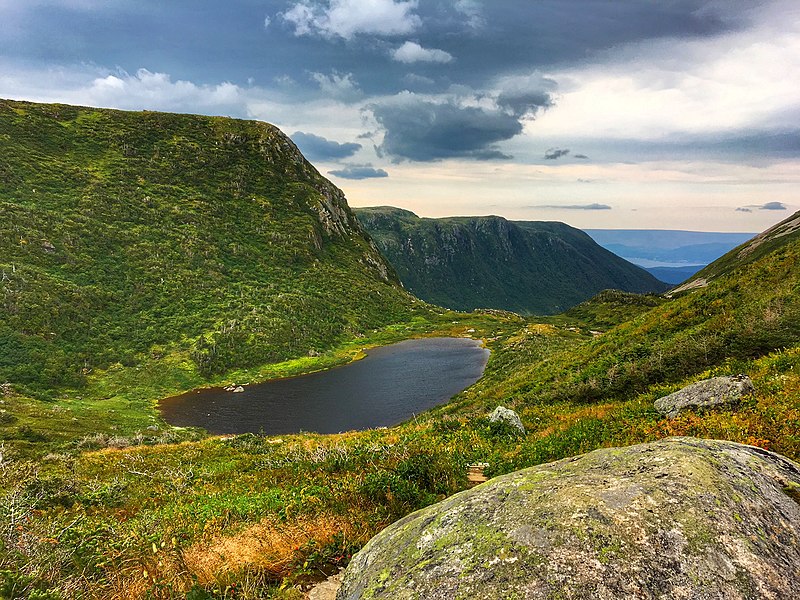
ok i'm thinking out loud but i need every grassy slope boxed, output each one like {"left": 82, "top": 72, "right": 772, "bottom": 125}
{"left": 0, "top": 99, "right": 424, "bottom": 400}
{"left": 673, "top": 210, "right": 800, "bottom": 289}
{"left": 2, "top": 212, "right": 799, "bottom": 599}
{"left": 354, "top": 206, "right": 666, "bottom": 315}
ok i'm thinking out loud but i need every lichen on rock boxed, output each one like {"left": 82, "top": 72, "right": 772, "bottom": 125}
{"left": 336, "top": 437, "right": 800, "bottom": 600}
{"left": 489, "top": 405, "right": 526, "bottom": 435}
{"left": 654, "top": 375, "right": 755, "bottom": 418}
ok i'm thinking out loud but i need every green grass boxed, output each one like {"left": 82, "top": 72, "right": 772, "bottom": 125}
{"left": 2, "top": 99, "right": 800, "bottom": 599}
{"left": 1, "top": 333, "right": 798, "bottom": 599}
{"left": 0, "top": 99, "right": 421, "bottom": 395}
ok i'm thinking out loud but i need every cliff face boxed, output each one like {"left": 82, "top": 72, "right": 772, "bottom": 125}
{"left": 355, "top": 207, "right": 667, "bottom": 315}
{"left": 0, "top": 99, "right": 412, "bottom": 387}
{"left": 338, "top": 437, "right": 800, "bottom": 600}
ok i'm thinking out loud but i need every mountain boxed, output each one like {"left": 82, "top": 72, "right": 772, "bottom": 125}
{"left": 5, "top": 203, "right": 799, "bottom": 600}
{"left": 355, "top": 207, "right": 667, "bottom": 315}
{"left": 3, "top": 162, "right": 799, "bottom": 600}
{"left": 460, "top": 210, "right": 800, "bottom": 413}
{"left": 0, "top": 99, "right": 418, "bottom": 391}
{"left": 672, "top": 210, "right": 800, "bottom": 292}
{"left": 584, "top": 229, "right": 755, "bottom": 284}
{"left": 584, "top": 229, "right": 755, "bottom": 250}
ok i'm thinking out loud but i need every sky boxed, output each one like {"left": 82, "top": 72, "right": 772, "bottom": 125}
{"left": 2, "top": 1, "right": 799, "bottom": 231}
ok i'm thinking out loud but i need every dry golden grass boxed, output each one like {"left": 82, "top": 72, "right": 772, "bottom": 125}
{"left": 184, "top": 514, "right": 358, "bottom": 585}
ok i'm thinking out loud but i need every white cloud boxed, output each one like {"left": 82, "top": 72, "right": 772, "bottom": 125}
{"left": 281, "top": 0, "right": 421, "bottom": 40}
{"left": 454, "top": 0, "right": 484, "bottom": 29}
{"left": 532, "top": 4, "right": 800, "bottom": 141}
{"left": 0, "top": 65, "right": 246, "bottom": 116}
{"left": 82, "top": 69, "right": 242, "bottom": 113}
{"left": 392, "top": 41, "right": 453, "bottom": 64}
{"left": 310, "top": 70, "right": 362, "bottom": 102}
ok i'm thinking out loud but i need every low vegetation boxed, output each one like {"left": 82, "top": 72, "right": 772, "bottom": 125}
{"left": 2, "top": 227, "right": 800, "bottom": 598}
{"left": 1, "top": 100, "right": 799, "bottom": 599}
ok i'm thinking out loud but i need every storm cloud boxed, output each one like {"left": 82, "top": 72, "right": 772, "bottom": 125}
{"left": 496, "top": 88, "right": 554, "bottom": 117}
{"left": 291, "top": 131, "right": 361, "bottom": 161}
{"left": 371, "top": 95, "right": 526, "bottom": 161}
{"left": 328, "top": 165, "right": 389, "bottom": 179}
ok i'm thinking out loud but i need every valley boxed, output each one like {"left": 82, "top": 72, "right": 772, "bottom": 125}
{"left": 1, "top": 100, "right": 799, "bottom": 599}
{"left": 355, "top": 207, "right": 666, "bottom": 314}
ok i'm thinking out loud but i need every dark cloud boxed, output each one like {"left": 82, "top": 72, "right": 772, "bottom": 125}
{"left": 531, "top": 203, "right": 612, "bottom": 210}
{"left": 574, "top": 154, "right": 590, "bottom": 159}
{"left": 544, "top": 148, "right": 570, "bottom": 160}
{"left": 0, "top": 1, "right": 752, "bottom": 102}
{"left": 497, "top": 88, "right": 553, "bottom": 117}
{"left": 291, "top": 131, "right": 361, "bottom": 161}
{"left": 371, "top": 96, "right": 523, "bottom": 161}
{"left": 735, "top": 207, "right": 752, "bottom": 213}
{"left": 328, "top": 165, "right": 389, "bottom": 179}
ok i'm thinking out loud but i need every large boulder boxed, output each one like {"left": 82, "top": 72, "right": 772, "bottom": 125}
{"left": 337, "top": 438, "right": 800, "bottom": 600}
{"left": 654, "top": 375, "right": 755, "bottom": 418}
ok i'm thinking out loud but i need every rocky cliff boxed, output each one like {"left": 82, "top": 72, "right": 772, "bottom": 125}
{"left": 355, "top": 207, "right": 666, "bottom": 315}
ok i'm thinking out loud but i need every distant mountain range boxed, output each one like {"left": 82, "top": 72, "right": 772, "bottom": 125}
{"left": 585, "top": 230, "right": 756, "bottom": 283}
{"left": 355, "top": 207, "right": 667, "bottom": 315}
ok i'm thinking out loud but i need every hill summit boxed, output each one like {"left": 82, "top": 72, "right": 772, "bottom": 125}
{"left": 355, "top": 207, "right": 667, "bottom": 315}
{"left": 0, "top": 99, "right": 416, "bottom": 391}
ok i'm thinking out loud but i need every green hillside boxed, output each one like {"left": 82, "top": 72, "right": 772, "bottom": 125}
{"left": 2, "top": 203, "right": 799, "bottom": 599}
{"left": 671, "top": 210, "right": 800, "bottom": 292}
{"left": 2, "top": 102, "right": 800, "bottom": 600}
{"left": 0, "top": 99, "right": 422, "bottom": 394}
{"left": 355, "top": 206, "right": 667, "bottom": 315}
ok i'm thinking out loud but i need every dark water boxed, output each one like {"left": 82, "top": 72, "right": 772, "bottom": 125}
{"left": 159, "top": 337, "right": 489, "bottom": 435}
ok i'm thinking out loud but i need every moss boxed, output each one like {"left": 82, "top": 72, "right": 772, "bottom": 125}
{"left": 784, "top": 482, "right": 800, "bottom": 505}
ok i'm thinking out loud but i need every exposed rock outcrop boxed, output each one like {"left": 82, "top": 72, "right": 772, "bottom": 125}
{"left": 654, "top": 375, "right": 755, "bottom": 418}
{"left": 337, "top": 437, "right": 800, "bottom": 600}
{"left": 489, "top": 405, "right": 526, "bottom": 435}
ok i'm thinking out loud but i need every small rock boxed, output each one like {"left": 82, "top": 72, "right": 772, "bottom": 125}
{"left": 309, "top": 571, "right": 342, "bottom": 600}
{"left": 233, "top": 386, "right": 245, "bottom": 393}
{"left": 654, "top": 375, "right": 755, "bottom": 418}
{"left": 146, "top": 425, "right": 159, "bottom": 432}
{"left": 489, "top": 406, "right": 525, "bottom": 435}
{"left": 41, "top": 240, "right": 55, "bottom": 253}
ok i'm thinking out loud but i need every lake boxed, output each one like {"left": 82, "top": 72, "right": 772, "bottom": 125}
{"left": 158, "top": 337, "right": 489, "bottom": 435}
